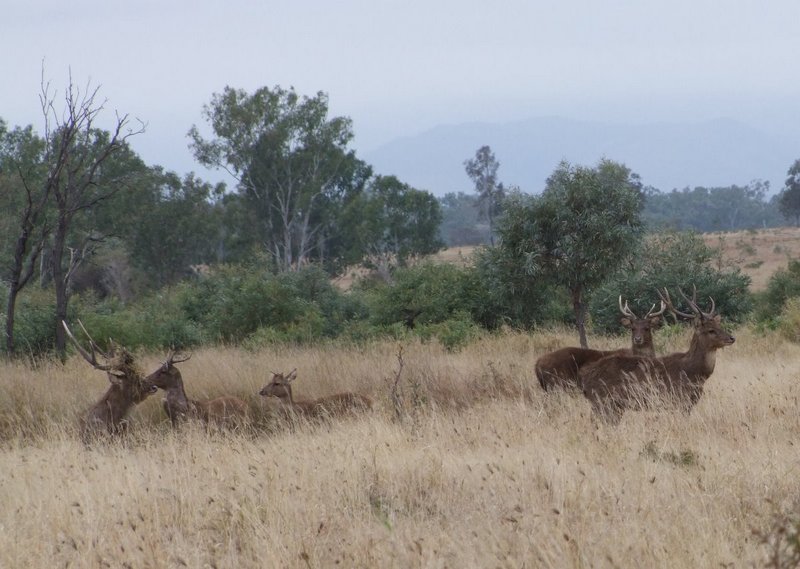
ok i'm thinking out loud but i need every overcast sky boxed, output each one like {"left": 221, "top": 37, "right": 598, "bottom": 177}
{"left": 2, "top": 0, "right": 799, "bottom": 186}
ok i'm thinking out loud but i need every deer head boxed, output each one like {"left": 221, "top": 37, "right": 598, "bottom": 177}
{"left": 259, "top": 369, "right": 298, "bottom": 402}
{"left": 148, "top": 349, "right": 192, "bottom": 390}
{"left": 63, "top": 320, "right": 156, "bottom": 402}
{"left": 618, "top": 296, "right": 666, "bottom": 348}
{"left": 657, "top": 287, "right": 735, "bottom": 350}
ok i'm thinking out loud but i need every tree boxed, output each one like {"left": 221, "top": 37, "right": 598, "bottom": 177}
{"left": 464, "top": 145, "right": 505, "bottom": 245}
{"left": 41, "top": 75, "right": 145, "bottom": 357}
{"left": 344, "top": 175, "right": 444, "bottom": 281}
{"left": 189, "top": 85, "right": 365, "bottom": 271}
{"left": 0, "top": 120, "right": 50, "bottom": 356}
{"left": 778, "top": 159, "right": 800, "bottom": 227}
{"left": 496, "top": 160, "right": 644, "bottom": 347}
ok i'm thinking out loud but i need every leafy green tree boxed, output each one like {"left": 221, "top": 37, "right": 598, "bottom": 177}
{"left": 189, "top": 85, "right": 366, "bottom": 271}
{"left": 497, "top": 160, "right": 644, "bottom": 347}
{"left": 343, "top": 175, "right": 443, "bottom": 280}
{"left": 464, "top": 145, "right": 505, "bottom": 245}
{"left": 778, "top": 159, "right": 800, "bottom": 227}
{"left": 643, "top": 181, "right": 781, "bottom": 231}
{"left": 0, "top": 121, "right": 50, "bottom": 355}
{"left": 119, "top": 169, "right": 225, "bottom": 288}
{"left": 438, "top": 192, "right": 490, "bottom": 246}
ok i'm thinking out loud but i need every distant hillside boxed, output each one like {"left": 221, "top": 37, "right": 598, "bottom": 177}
{"left": 364, "top": 117, "right": 796, "bottom": 195}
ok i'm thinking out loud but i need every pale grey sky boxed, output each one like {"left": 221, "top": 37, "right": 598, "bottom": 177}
{"left": 2, "top": 0, "right": 799, "bottom": 186}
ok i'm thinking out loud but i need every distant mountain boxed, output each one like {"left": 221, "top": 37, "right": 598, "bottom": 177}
{"left": 363, "top": 117, "right": 796, "bottom": 196}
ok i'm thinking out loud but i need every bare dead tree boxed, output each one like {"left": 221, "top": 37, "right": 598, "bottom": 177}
{"left": 41, "top": 70, "right": 145, "bottom": 358}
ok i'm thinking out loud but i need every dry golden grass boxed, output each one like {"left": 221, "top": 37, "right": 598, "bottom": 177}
{"left": 1, "top": 329, "right": 799, "bottom": 568}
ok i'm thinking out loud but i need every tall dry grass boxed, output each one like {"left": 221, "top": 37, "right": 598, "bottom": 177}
{"left": 0, "top": 328, "right": 798, "bottom": 568}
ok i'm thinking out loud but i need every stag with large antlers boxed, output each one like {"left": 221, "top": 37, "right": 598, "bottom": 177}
{"left": 63, "top": 320, "right": 157, "bottom": 441}
{"left": 535, "top": 296, "right": 666, "bottom": 390}
{"left": 259, "top": 369, "right": 373, "bottom": 420}
{"left": 580, "top": 287, "right": 735, "bottom": 423}
{"left": 146, "top": 351, "right": 248, "bottom": 428}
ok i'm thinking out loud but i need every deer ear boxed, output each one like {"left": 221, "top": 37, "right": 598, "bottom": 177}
{"left": 649, "top": 316, "right": 663, "bottom": 328}
{"left": 620, "top": 317, "right": 632, "bottom": 328}
{"left": 713, "top": 314, "right": 721, "bottom": 324}
{"left": 286, "top": 369, "right": 298, "bottom": 382}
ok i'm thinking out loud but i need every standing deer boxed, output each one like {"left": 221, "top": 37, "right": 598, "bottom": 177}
{"left": 63, "top": 320, "right": 157, "bottom": 442}
{"left": 259, "top": 369, "right": 373, "bottom": 420}
{"left": 535, "top": 297, "right": 666, "bottom": 390}
{"left": 580, "top": 288, "right": 735, "bottom": 423}
{"left": 147, "top": 351, "right": 248, "bottom": 428}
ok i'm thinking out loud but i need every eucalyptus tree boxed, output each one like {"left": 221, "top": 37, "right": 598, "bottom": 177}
{"left": 189, "top": 85, "right": 366, "bottom": 271}
{"left": 496, "top": 159, "right": 644, "bottom": 348}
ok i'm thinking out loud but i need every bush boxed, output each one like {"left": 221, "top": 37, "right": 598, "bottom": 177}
{"left": 590, "top": 231, "right": 752, "bottom": 333}
{"left": 416, "top": 312, "right": 482, "bottom": 352}
{"left": 756, "top": 259, "right": 800, "bottom": 321}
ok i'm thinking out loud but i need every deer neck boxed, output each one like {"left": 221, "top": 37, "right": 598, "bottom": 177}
{"left": 680, "top": 334, "right": 717, "bottom": 379}
{"left": 96, "top": 385, "right": 137, "bottom": 426}
{"left": 163, "top": 376, "right": 191, "bottom": 408}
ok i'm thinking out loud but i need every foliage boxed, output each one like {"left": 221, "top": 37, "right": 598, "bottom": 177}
{"left": 341, "top": 175, "right": 444, "bottom": 277}
{"left": 416, "top": 311, "right": 482, "bottom": 352}
{"left": 777, "top": 158, "right": 800, "bottom": 227}
{"left": 495, "top": 159, "right": 645, "bottom": 346}
{"left": 438, "top": 192, "right": 491, "bottom": 246}
{"left": 756, "top": 260, "right": 800, "bottom": 322}
{"left": 464, "top": 145, "right": 506, "bottom": 245}
{"left": 643, "top": 180, "right": 782, "bottom": 231}
{"left": 590, "top": 231, "right": 753, "bottom": 332}
{"left": 776, "top": 297, "right": 800, "bottom": 343}
{"left": 189, "top": 85, "right": 369, "bottom": 270}
{"left": 365, "top": 262, "right": 487, "bottom": 329}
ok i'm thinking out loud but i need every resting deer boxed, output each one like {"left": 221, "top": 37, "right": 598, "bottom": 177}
{"left": 259, "top": 369, "right": 373, "bottom": 420}
{"left": 147, "top": 351, "right": 248, "bottom": 428}
{"left": 535, "top": 296, "right": 666, "bottom": 391}
{"left": 580, "top": 288, "right": 735, "bottom": 423}
{"left": 63, "top": 320, "right": 157, "bottom": 442}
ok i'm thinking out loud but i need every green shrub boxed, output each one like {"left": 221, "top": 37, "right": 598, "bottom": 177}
{"left": 417, "top": 312, "right": 482, "bottom": 352}
{"left": 756, "top": 259, "right": 800, "bottom": 321}
{"left": 590, "top": 231, "right": 752, "bottom": 333}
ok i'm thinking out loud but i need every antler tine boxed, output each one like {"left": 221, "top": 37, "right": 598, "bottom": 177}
{"left": 164, "top": 348, "right": 191, "bottom": 367}
{"left": 657, "top": 288, "right": 695, "bottom": 320}
{"left": 705, "top": 297, "right": 716, "bottom": 318}
{"left": 678, "top": 287, "right": 702, "bottom": 315}
{"left": 618, "top": 295, "right": 638, "bottom": 319}
{"left": 646, "top": 300, "right": 667, "bottom": 319}
{"left": 62, "top": 320, "right": 115, "bottom": 371}
{"left": 77, "top": 319, "right": 111, "bottom": 359}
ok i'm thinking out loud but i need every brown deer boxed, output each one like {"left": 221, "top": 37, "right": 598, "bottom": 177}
{"left": 259, "top": 369, "right": 373, "bottom": 420}
{"left": 63, "top": 320, "right": 157, "bottom": 442}
{"left": 535, "top": 296, "right": 666, "bottom": 391}
{"left": 146, "top": 351, "right": 248, "bottom": 428}
{"left": 579, "top": 288, "right": 735, "bottom": 423}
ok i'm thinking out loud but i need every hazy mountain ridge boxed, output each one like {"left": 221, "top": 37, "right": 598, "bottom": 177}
{"left": 363, "top": 116, "right": 796, "bottom": 195}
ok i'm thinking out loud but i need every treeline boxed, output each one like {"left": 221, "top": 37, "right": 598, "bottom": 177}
{"left": 440, "top": 180, "right": 787, "bottom": 247}
{"left": 2, "top": 76, "right": 800, "bottom": 360}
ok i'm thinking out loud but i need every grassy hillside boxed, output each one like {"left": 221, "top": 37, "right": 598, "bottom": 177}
{"left": 0, "top": 327, "right": 797, "bottom": 567}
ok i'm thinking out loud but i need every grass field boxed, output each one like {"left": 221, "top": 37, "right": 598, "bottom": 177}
{"left": 1, "top": 326, "right": 798, "bottom": 568}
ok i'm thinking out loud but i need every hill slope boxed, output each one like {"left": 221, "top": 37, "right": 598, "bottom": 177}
{"left": 364, "top": 117, "right": 795, "bottom": 195}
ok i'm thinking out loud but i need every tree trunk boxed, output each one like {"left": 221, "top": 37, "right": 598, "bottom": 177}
{"left": 51, "top": 218, "right": 69, "bottom": 359}
{"left": 572, "top": 288, "right": 588, "bottom": 349}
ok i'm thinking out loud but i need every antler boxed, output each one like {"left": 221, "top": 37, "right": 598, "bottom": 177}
{"left": 656, "top": 288, "right": 696, "bottom": 320}
{"left": 645, "top": 300, "right": 667, "bottom": 319}
{"left": 618, "top": 296, "right": 640, "bottom": 319}
{"left": 62, "top": 320, "right": 117, "bottom": 371}
{"left": 164, "top": 349, "right": 192, "bottom": 368}
{"left": 678, "top": 285, "right": 716, "bottom": 319}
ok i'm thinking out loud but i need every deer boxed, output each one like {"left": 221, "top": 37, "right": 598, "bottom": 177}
{"left": 535, "top": 296, "right": 666, "bottom": 391}
{"left": 146, "top": 351, "right": 249, "bottom": 428}
{"left": 259, "top": 369, "right": 373, "bottom": 420}
{"left": 63, "top": 320, "right": 157, "bottom": 442}
{"left": 579, "top": 287, "right": 735, "bottom": 424}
